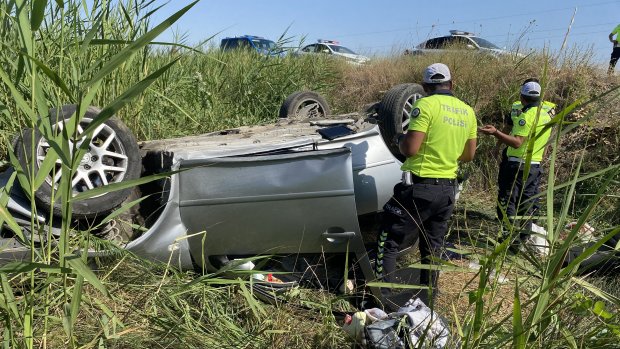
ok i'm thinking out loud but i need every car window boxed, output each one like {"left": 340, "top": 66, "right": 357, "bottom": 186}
{"left": 424, "top": 37, "right": 449, "bottom": 49}
{"left": 252, "top": 38, "right": 276, "bottom": 50}
{"left": 221, "top": 39, "right": 237, "bottom": 49}
{"left": 469, "top": 37, "right": 500, "bottom": 49}
{"left": 329, "top": 45, "right": 356, "bottom": 55}
{"left": 302, "top": 44, "right": 315, "bottom": 53}
{"left": 448, "top": 36, "right": 476, "bottom": 49}
{"left": 316, "top": 44, "right": 331, "bottom": 53}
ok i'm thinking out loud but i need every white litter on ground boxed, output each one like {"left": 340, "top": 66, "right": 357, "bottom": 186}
{"left": 565, "top": 221, "right": 596, "bottom": 243}
{"left": 468, "top": 260, "right": 509, "bottom": 284}
{"left": 525, "top": 223, "right": 550, "bottom": 256}
{"left": 344, "top": 298, "right": 453, "bottom": 348}
{"left": 339, "top": 279, "right": 355, "bottom": 294}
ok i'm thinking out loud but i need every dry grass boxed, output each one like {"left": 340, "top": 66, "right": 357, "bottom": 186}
{"left": 437, "top": 258, "right": 515, "bottom": 324}
{"left": 331, "top": 48, "right": 617, "bottom": 121}
{"left": 331, "top": 56, "right": 418, "bottom": 112}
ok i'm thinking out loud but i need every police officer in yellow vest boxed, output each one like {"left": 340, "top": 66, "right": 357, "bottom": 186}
{"left": 375, "top": 63, "right": 477, "bottom": 300}
{"left": 511, "top": 79, "right": 556, "bottom": 117}
{"left": 496, "top": 78, "right": 555, "bottom": 161}
{"left": 479, "top": 81, "right": 552, "bottom": 241}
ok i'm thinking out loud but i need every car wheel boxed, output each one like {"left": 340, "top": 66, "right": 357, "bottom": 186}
{"left": 378, "top": 83, "right": 426, "bottom": 158}
{"left": 16, "top": 105, "right": 141, "bottom": 219}
{"left": 279, "top": 91, "right": 331, "bottom": 118}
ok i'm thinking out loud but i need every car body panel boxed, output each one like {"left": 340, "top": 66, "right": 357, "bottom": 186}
{"left": 140, "top": 120, "right": 401, "bottom": 216}
{"left": 3, "top": 173, "right": 46, "bottom": 225}
{"left": 315, "top": 127, "right": 401, "bottom": 215}
{"left": 179, "top": 148, "right": 362, "bottom": 259}
{"left": 134, "top": 119, "right": 400, "bottom": 272}
{"left": 124, "top": 172, "right": 194, "bottom": 268}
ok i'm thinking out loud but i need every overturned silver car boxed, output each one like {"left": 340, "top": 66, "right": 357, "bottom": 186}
{"left": 1, "top": 84, "right": 426, "bottom": 300}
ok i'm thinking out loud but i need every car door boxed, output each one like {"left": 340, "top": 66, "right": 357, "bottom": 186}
{"left": 178, "top": 147, "right": 374, "bottom": 279}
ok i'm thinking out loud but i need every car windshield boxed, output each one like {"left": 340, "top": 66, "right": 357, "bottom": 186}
{"left": 469, "top": 37, "right": 500, "bottom": 49}
{"left": 328, "top": 45, "right": 356, "bottom": 55}
{"left": 252, "top": 38, "right": 277, "bottom": 50}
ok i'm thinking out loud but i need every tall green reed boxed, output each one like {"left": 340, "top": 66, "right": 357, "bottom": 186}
{"left": 0, "top": 1, "right": 197, "bottom": 347}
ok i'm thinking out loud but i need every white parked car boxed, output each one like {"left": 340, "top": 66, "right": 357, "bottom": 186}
{"left": 297, "top": 40, "right": 370, "bottom": 64}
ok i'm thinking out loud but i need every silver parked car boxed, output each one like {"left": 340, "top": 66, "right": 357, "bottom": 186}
{"left": 408, "top": 30, "right": 522, "bottom": 58}
{"left": 296, "top": 40, "right": 370, "bottom": 65}
{"left": 0, "top": 85, "right": 426, "bottom": 300}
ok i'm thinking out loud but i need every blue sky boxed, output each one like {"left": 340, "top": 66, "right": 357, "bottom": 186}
{"left": 152, "top": 0, "right": 619, "bottom": 65}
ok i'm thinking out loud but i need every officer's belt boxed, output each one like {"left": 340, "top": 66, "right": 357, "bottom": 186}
{"left": 402, "top": 172, "right": 456, "bottom": 186}
{"left": 508, "top": 157, "right": 540, "bottom": 165}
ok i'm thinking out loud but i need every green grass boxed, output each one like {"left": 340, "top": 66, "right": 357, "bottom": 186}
{"left": 0, "top": 1, "right": 619, "bottom": 348}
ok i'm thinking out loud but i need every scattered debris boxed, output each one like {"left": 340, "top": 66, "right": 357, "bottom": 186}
{"left": 343, "top": 298, "right": 453, "bottom": 348}
{"left": 488, "top": 269, "right": 509, "bottom": 284}
{"left": 565, "top": 221, "right": 596, "bottom": 243}
{"left": 525, "top": 223, "right": 550, "bottom": 256}
{"left": 339, "top": 279, "right": 355, "bottom": 294}
{"left": 468, "top": 260, "right": 509, "bottom": 284}
{"left": 343, "top": 309, "right": 384, "bottom": 343}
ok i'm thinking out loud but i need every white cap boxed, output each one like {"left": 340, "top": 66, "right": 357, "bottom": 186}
{"left": 423, "top": 63, "right": 451, "bottom": 83}
{"left": 521, "top": 81, "right": 541, "bottom": 96}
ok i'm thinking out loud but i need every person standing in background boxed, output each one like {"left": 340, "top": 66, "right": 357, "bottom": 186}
{"left": 496, "top": 78, "right": 555, "bottom": 161}
{"left": 608, "top": 24, "right": 620, "bottom": 75}
{"left": 479, "top": 81, "right": 552, "bottom": 246}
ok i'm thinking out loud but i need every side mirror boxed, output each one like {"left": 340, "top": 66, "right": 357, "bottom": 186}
{"left": 466, "top": 44, "right": 476, "bottom": 50}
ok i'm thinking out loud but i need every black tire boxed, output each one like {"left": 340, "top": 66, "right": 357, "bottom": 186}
{"left": 15, "top": 105, "right": 141, "bottom": 219}
{"left": 377, "top": 83, "right": 426, "bottom": 158}
{"left": 279, "top": 91, "right": 331, "bottom": 118}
